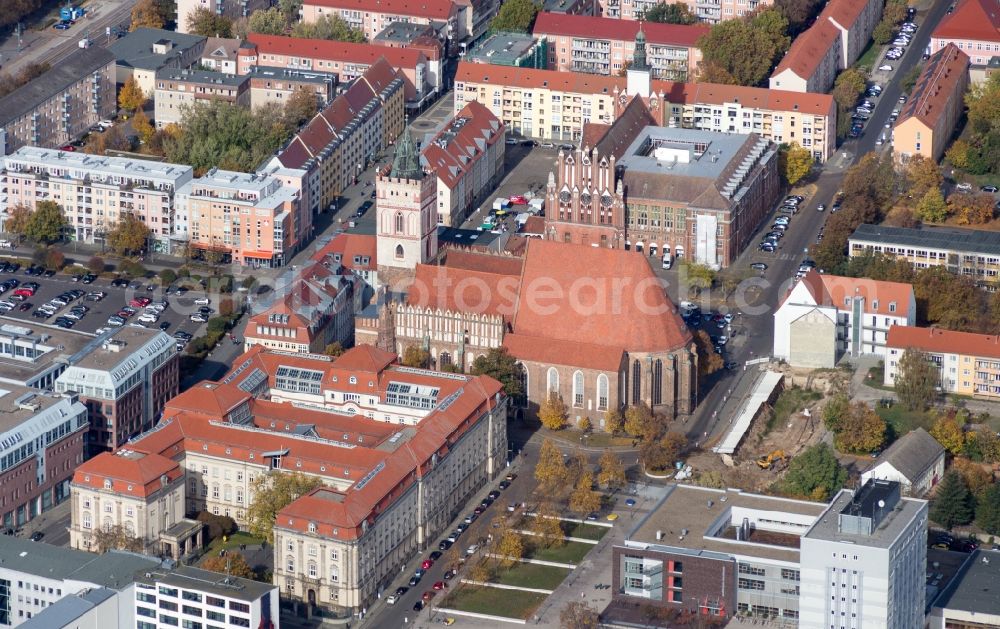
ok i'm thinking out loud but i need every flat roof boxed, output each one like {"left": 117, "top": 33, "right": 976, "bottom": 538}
{"left": 0, "top": 536, "right": 159, "bottom": 586}
{"left": 19, "top": 588, "right": 117, "bottom": 629}
{"left": 155, "top": 68, "right": 249, "bottom": 87}
{"left": 248, "top": 65, "right": 337, "bottom": 84}
{"left": 804, "top": 486, "right": 926, "bottom": 549}
{"left": 0, "top": 47, "right": 115, "bottom": 127}
{"left": 437, "top": 226, "right": 503, "bottom": 250}
{"left": 628, "top": 484, "right": 826, "bottom": 564}
{"left": 618, "top": 126, "right": 752, "bottom": 180}
{"left": 0, "top": 384, "right": 75, "bottom": 433}
{"left": 70, "top": 327, "right": 167, "bottom": 371}
{"left": 465, "top": 32, "right": 541, "bottom": 65}
{"left": 135, "top": 564, "right": 277, "bottom": 602}
{"left": 0, "top": 318, "right": 95, "bottom": 385}
{"left": 932, "top": 549, "right": 1000, "bottom": 615}
{"left": 4, "top": 147, "right": 193, "bottom": 186}
{"left": 109, "top": 28, "right": 206, "bottom": 71}
{"left": 373, "top": 21, "right": 435, "bottom": 43}
{"left": 850, "top": 223, "right": 1000, "bottom": 256}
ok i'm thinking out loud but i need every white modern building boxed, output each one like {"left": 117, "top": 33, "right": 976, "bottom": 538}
{"left": 798, "top": 479, "right": 928, "bottom": 629}
{"left": 773, "top": 271, "right": 916, "bottom": 368}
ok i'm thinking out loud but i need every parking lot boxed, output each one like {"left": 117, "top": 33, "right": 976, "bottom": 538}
{"left": 0, "top": 264, "right": 214, "bottom": 345}
{"left": 459, "top": 142, "right": 561, "bottom": 231}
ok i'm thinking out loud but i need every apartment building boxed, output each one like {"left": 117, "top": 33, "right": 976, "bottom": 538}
{"left": 109, "top": 28, "right": 207, "bottom": 96}
{"left": 238, "top": 34, "right": 439, "bottom": 107}
{"left": 599, "top": 0, "right": 773, "bottom": 22}
{"left": 798, "top": 481, "right": 927, "bottom": 629}
{"left": 772, "top": 270, "right": 916, "bottom": 368}
{"left": 301, "top": 0, "right": 466, "bottom": 41}
{"left": 884, "top": 325, "right": 1000, "bottom": 401}
{"left": 823, "top": 0, "right": 885, "bottom": 69}
{"left": 54, "top": 328, "right": 179, "bottom": 457}
{"left": 0, "top": 147, "right": 194, "bottom": 250}
{"left": 893, "top": 44, "right": 970, "bottom": 163}
{"left": 371, "top": 22, "right": 446, "bottom": 65}
{"left": 245, "top": 258, "right": 362, "bottom": 353}
{"left": 533, "top": 13, "right": 707, "bottom": 81}
{"left": 246, "top": 66, "right": 338, "bottom": 111}
{"left": 849, "top": 223, "right": 1000, "bottom": 288}
{"left": 153, "top": 69, "right": 251, "bottom": 128}
{"left": 930, "top": 0, "right": 1000, "bottom": 71}
{"left": 267, "top": 58, "right": 405, "bottom": 213}
{"left": 257, "top": 162, "right": 317, "bottom": 237}
{"left": 0, "top": 536, "right": 160, "bottom": 627}
{"left": 421, "top": 101, "right": 505, "bottom": 226}
{"left": 454, "top": 61, "right": 837, "bottom": 161}
{"left": 769, "top": 20, "right": 843, "bottom": 93}
{"left": 174, "top": 169, "right": 303, "bottom": 268}
{"left": 464, "top": 32, "right": 549, "bottom": 68}
{"left": 176, "top": 0, "right": 271, "bottom": 34}
{"left": 311, "top": 231, "right": 381, "bottom": 294}
{"left": 0, "top": 48, "right": 115, "bottom": 156}
{"left": 0, "top": 387, "right": 88, "bottom": 529}
{"left": 70, "top": 344, "right": 508, "bottom": 614}
{"left": 200, "top": 36, "right": 242, "bottom": 75}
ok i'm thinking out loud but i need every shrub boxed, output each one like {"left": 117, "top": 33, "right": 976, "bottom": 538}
{"left": 196, "top": 511, "right": 237, "bottom": 542}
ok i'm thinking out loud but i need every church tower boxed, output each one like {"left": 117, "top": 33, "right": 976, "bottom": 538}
{"left": 376, "top": 126, "right": 438, "bottom": 288}
{"left": 626, "top": 23, "right": 652, "bottom": 98}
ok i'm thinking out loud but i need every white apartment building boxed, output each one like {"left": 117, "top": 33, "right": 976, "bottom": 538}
{"left": 772, "top": 271, "right": 915, "bottom": 368}
{"left": 600, "top": 0, "right": 774, "bottom": 23}
{"left": 0, "top": 147, "right": 194, "bottom": 251}
{"left": 799, "top": 480, "right": 928, "bottom": 629}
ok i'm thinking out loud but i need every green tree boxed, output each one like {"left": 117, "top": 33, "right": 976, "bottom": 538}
{"left": 118, "top": 75, "right": 147, "bottom": 113}
{"left": 130, "top": 0, "right": 167, "bottom": 30}
{"left": 187, "top": 6, "right": 234, "bottom": 37}
{"left": 642, "top": 2, "right": 697, "bottom": 24}
{"left": 697, "top": 9, "right": 790, "bottom": 86}
{"left": 822, "top": 393, "right": 850, "bottom": 432}
{"left": 201, "top": 553, "right": 258, "bottom": 580}
{"left": 283, "top": 88, "right": 319, "bottom": 129}
{"left": 774, "top": 0, "right": 822, "bottom": 32}
{"left": 246, "top": 471, "right": 324, "bottom": 542}
{"left": 946, "top": 139, "right": 971, "bottom": 169}
{"left": 471, "top": 347, "right": 524, "bottom": 401}
{"left": 901, "top": 64, "right": 923, "bottom": 93}
{"left": 488, "top": 0, "right": 541, "bottom": 33}
{"left": 929, "top": 470, "right": 973, "bottom": 530}
{"left": 679, "top": 261, "right": 716, "bottom": 291}
{"left": 872, "top": 20, "right": 895, "bottom": 45}
{"left": 249, "top": 7, "right": 288, "bottom": 34}
{"left": 401, "top": 345, "right": 431, "bottom": 368}
{"left": 833, "top": 67, "right": 868, "bottom": 137}
{"left": 107, "top": 213, "right": 151, "bottom": 256}
{"left": 782, "top": 142, "right": 812, "bottom": 185}
{"left": 569, "top": 471, "right": 602, "bottom": 514}
{"left": 894, "top": 347, "right": 938, "bottom": 411}
{"left": 975, "top": 482, "right": 1000, "bottom": 535}
{"left": 279, "top": 0, "right": 303, "bottom": 21}
{"left": 291, "top": 14, "right": 365, "bottom": 41}
{"left": 23, "top": 201, "right": 67, "bottom": 244}
{"left": 781, "top": 443, "right": 847, "bottom": 501}
{"left": 906, "top": 154, "right": 943, "bottom": 203}
{"left": 88, "top": 256, "right": 106, "bottom": 275}
{"left": 538, "top": 392, "right": 569, "bottom": 430}
{"left": 604, "top": 407, "right": 624, "bottom": 434}
{"left": 93, "top": 525, "right": 144, "bottom": 553}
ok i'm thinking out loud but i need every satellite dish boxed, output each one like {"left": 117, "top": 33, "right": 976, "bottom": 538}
{"left": 877, "top": 500, "right": 885, "bottom": 508}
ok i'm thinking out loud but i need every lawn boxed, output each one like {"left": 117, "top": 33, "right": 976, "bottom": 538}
{"left": 525, "top": 540, "right": 594, "bottom": 565}
{"left": 204, "top": 531, "right": 264, "bottom": 555}
{"left": 854, "top": 40, "right": 880, "bottom": 72}
{"left": 876, "top": 404, "right": 934, "bottom": 438}
{"left": 492, "top": 562, "right": 572, "bottom": 590}
{"left": 561, "top": 521, "right": 609, "bottom": 541}
{"left": 441, "top": 585, "right": 547, "bottom": 620}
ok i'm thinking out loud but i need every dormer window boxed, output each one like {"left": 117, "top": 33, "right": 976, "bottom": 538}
{"left": 103, "top": 479, "right": 112, "bottom": 490}
{"left": 349, "top": 376, "right": 357, "bottom": 384}
{"left": 889, "top": 302, "right": 896, "bottom": 313}
{"left": 308, "top": 522, "right": 317, "bottom": 533}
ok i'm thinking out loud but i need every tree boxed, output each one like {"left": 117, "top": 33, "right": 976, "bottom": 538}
{"left": 560, "top": 601, "right": 601, "bottom": 629}
{"left": 133, "top": 109, "right": 155, "bottom": 144}
{"left": 577, "top": 416, "right": 592, "bottom": 432}
{"left": 187, "top": 7, "right": 234, "bottom": 37}
{"left": 624, "top": 403, "right": 655, "bottom": 440}
{"left": 324, "top": 342, "right": 345, "bottom": 357}
{"left": 201, "top": 553, "right": 258, "bottom": 580}
{"left": 119, "top": 75, "right": 147, "bottom": 113}
{"left": 680, "top": 261, "right": 716, "bottom": 291}
{"left": 697, "top": 9, "right": 791, "bottom": 86}
{"left": 968, "top": 428, "right": 1000, "bottom": 464}
{"left": 471, "top": 347, "right": 524, "bottom": 401}
{"left": 833, "top": 402, "right": 886, "bottom": 454}
{"left": 975, "top": 482, "right": 1000, "bottom": 535}
{"left": 781, "top": 443, "right": 847, "bottom": 501}
{"left": 131, "top": 0, "right": 167, "bottom": 30}
{"left": 283, "top": 88, "right": 319, "bottom": 129}
{"left": 538, "top": 392, "right": 569, "bottom": 430}
{"left": 949, "top": 193, "right": 996, "bottom": 225}
{"left": 529, "top": 503, "right": 565, "bottom": 547}
{"left": 489, "top": 0, "right": 541, "bottom": 33}
{"left": 696, "top": 470, "right": 727, "bottom": 489}
{"left": 3, "top": 204, "right": 31, "bottom": 238}
{"left": 569, "top": 471, "right": 602, "bottom": 514}
{"left": 246, "top": 471, "right": 324, "bottom": 542}
{"left": 871, "top": 20, "right": 894, "bottom": 44}
{"left": 534, "top": 439, "right": 568, "bottom": 490}
{"left": 822, "top": 393, "right": 850, "bottom": 432}
{"left": 694, "top": 330, "right": 724, "bottom": 376}
{"left": 280, "top": 0, "right": 303, "bottom": 21}
{"left": 833, "top": 67, "right": 868, "bottom": 137}
{"left": 946, "top": 139, "right": 971, "bottom": 169}
{"left": 915, "top": 187, "right": 948, "bottom": 223}
{"left": 643, "top": 2, "right": 697, "bottom": 24}
{"left": 906, "top": 155, "right": 943, "bottom": 202}
{"left": 894, "top": 347, "right": 938, "bottom": 411}
{"left": 882, "top": 0, "right": 908, "bottom": 25}
{"left": 930, "top": 414, "right": 967, "bottom": 456}
{"left": 774, "top": 0, "right": 822, "bottom": 32}
{"left": 94, "top": 525, "right": 144, "bottom": 553}
{"left": 291, "top": 14, "right": 365, "bottom": 41}
{"left": 597, "top": 450, "right": 626, "bottom": 490}
{"left": 88, "top": 256, "right": 106, "bottom": 275}
{"left": 782, "top": 143, "right": 812, "bottom": 185}
{"left": 604, "top": 407, "right": 624, "bottom": 434}
{"left": 44, "top": 248, "right": 65, "bottom": 271}
{"left": 401, "top": 345, "right": 431, "bottom": 368}
{"left": 951, "top": 457, "right": 993, "bottom": 497}
{"left": 641, "top": 432, "right": 686, "bottom": 471}
{"left": 107, "top": 213, "right": 151, "bottom": 256}
{"left": 495, "top": 529, "right": 524, "bottom": 568}
{"left": 249, "top": 7, "right": 288, "bottom": 34}
{"left": 158, "top": 269, "right": 177, "bottom": 285}
{"left": 929, "top": 470, "right": 973, "bottom": 530}
{"left": 24, "top": 201, "right": 67, "bottom": 244}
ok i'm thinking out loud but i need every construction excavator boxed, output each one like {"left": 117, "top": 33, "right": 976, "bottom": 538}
{"left": 756, "top": 450, "right": 789, "bottom": 471}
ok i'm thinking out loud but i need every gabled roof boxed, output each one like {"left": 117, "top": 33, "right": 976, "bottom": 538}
{"left": 932, "top": 0, "right": 1000, "bottom": 42}
{"left": 886, "top": 325, "right": 1000, "bottom": 359}
{"left": 202, "top": 37, "right": 240, "bottom": 62}
{"left": 247, "top": 33, "right": 425, "bottom": 69}
{"left": 896, "top": 44, "right": 969, "bottom": 128}
{"left": 794, "top": 270, "right": 914, "bottom": 318}
{"left": 407, "top": 263, "right": 521, "bottom": 321}
{"left": 303, "top": 0, "right": 455, "bottom": 19}
{"left": 872, "top": 428, "right": 945, "bottom": 483}
{"left": 73, "top": 451, "right": 181, "bottom": 498}
{"left": 532, "top": 12, "right": 708, "bottom": 47}
{"left": 313, "top": 232, "right": 379, "bottom": 270}
{"left": 443, "top": 250, "right": 524, "bottom": 276}
{"left": 420, "top": 101, "right": 504, "bottom": 189}
{"left": 772, "top": 20, "right": 842, "bottom": 81}
{"left": 333, "top": 345, "right": 397, "bottom": 372}
{"left": 503, "top": 333, "right": 625, "bottom": 371}
{"left": 591, "top": 96, "right": 655, "bottom": 160}
{"left": 820, "top": 0, "right": 873, "bottom": 30}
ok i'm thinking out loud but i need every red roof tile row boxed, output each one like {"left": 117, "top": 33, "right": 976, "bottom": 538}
{"left": 246, "top": 33, "right": 426, "bottom": 69}
{"left": 532, "top": 12, "right": 709, "bottom": 47}
{"left": 897, "top": 43, "right": 969, "bottom": 128}
{"left": 772, "top": 20, "right": 842, "bottom": 81}
{"left": 303, "top": 0, "right": 455, "bottom": 19}
{"left": 421, "top": 101, "right": 504, "bottom": 190}
{"left": 932, "top": 0, "right": 1000, "bottom": 42}
{"left": 887, "top": 325, "right": 1000, "bottom": 359}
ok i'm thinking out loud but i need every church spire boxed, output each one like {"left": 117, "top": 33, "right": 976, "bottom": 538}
{"left": 390, "top": 119, "right": 423, "bottom": 180}
{"left": 633, "top": 21, "right": 648, "bottom": 71}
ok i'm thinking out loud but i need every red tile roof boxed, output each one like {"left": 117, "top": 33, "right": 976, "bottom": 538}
{"left": 333, "top": 344, "right": 397, "bottom": 372}
{"left": 897, "top": 44, "right": 969, "bottom": 128}
{"left": 408, "top": 263, "right": 521, "bottom": 321}
{"left": 312, "top": 232, "right": 379, "bottom": 269}
{"left": 73, "top": 451, "right": 182, "bottom": 498}
{"left": 455, "top": 62, "right": 837, "bottom": 117}
{"left": 248, "top": 34, "right": 426, "bottom": 68}
{"left": 932, "top": 0, "right": 1000, "bottom": 42}
{"left": 772, "top": 20, "right": 841, "bottom": 81}
{"left": 303, "top": 0, "right": 455, "bottom": 19}
{"left": 532, "top": 12, "right": 709, "bottom": 47}
{"left": 443, "top": 249, "right": 524, "bottom": 276}
{"left": 887, "top": 325, "right": 1000, "bottom": 359}
{"left": 503, "top": 333, "right": 625, "bottom": 371}
{"left": 820, "top": 0, "right": 872, "bottom": 30}
{"left": 796, "top": 270, "right": 914, "bottom": 318}
{"left": 421, "top": 101, "right": 504, "bottom": 190}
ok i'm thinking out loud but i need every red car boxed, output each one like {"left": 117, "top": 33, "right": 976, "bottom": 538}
{"left": 432, "top": 581, "right": 447, "bottom": 590}
{"left": 421, "top": 559, "right": 434, "bottom": 570}
{"left": 422, "top": 591, "right": 436, "bottom": 601}
{"left": 508, "top": 195, "right": 528, "bottom": 205}
{"left": 60, "top": 145, "right": 76, "bottom": 152}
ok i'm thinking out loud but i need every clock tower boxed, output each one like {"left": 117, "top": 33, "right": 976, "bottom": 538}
{"left": 376, "top": 127, "right": 438, "bottom": 288}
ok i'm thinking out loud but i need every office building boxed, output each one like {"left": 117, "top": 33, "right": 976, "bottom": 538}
{"left": 884, "top": 325, "right": 1000, "bottom": 401}
{"left": 0, "top": 48, "right": 116, "bottom": 156}
{"left": 893, "top": 44, "right": 970, "bottom": 163}
{"left": 1, "top": 147, "right": 194, "bottom": 250}
{"left": 54, "top": 327, "right": 179, "bottom": 456}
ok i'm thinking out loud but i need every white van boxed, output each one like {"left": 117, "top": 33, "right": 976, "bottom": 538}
{"left": 662, "top": 254, "right": 672, "bottom": 269}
